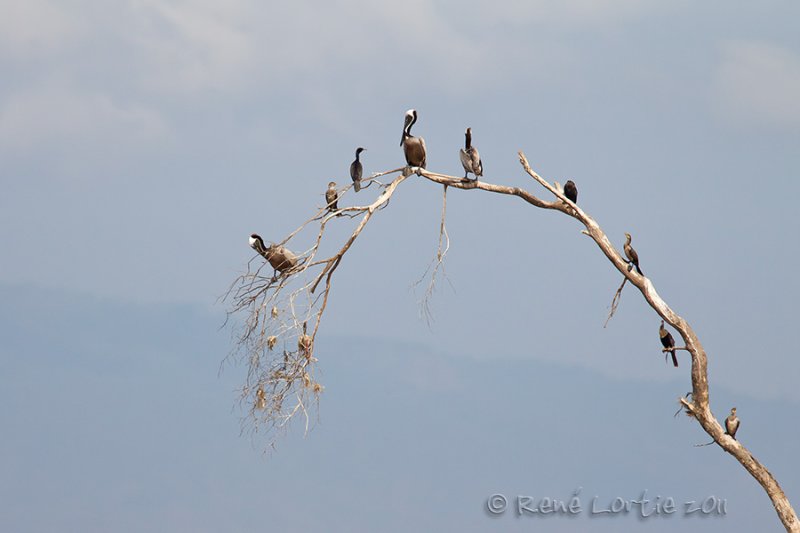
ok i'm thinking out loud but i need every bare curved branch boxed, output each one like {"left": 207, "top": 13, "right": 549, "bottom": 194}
{"left": 222, "top": 152, "right": 798, "bottom": 531}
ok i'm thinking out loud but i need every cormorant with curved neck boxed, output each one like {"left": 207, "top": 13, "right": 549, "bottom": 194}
{"left": 623, "top": 232, "right": 643, "bottom": 275}
{"left": 659, "top": 320, "right": 678, "bottom": 367}
{"left": 459, "top": 127, "right": 482, "bottom": 180}
{"left": 325, "top": 181, "right": 338, "bottom": 211}
{"left": 725, "top": 407, "right": 740, "bottom": 439}
{"left": 350, "top": 147, "right": 365, "bottom": 192}
{"left": 401, "top": 109, "right": 427, "bottom": 169}
{"left": 564, "top": 180, "right": 578, "bottom": 204}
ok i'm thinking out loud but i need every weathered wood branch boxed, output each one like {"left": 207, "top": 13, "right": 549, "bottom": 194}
{"left": 226, "top": 151, "right": 797, "bottom": 530}
{"left": 422, "top": 152, "right": 798, "bottom": 532}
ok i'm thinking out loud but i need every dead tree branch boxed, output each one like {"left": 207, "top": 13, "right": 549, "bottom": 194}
{"left": 420, "top": 155, "right": 797, "bottom": 531}
{"left": 222, "top": 169, "right": 411, "bottom": 448}
{"left": 223, "top": 150, "right": 797, "bottom": 531}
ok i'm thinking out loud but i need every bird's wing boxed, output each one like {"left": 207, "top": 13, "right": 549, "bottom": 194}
{"left": 459, "top": 148, "right": 471, "bottom": 172}
{"left": 470, "top": 147, "right": 482, "bottom": 176}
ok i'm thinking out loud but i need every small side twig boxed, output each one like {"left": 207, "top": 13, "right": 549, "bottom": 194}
{"left": 604, "top": 277, "right": 628, "bottom": 327}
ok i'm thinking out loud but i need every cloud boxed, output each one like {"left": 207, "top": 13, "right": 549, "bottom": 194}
{"left": 0, "top": 84, "right": 170, "bottom": 156}
{"left": 441, "top": 0, "right": 674, "bottom": 29}
{"left": 711, "top": 41, "right": 800, "bottom": 128}
{"left": 122, "top": 0, "right": 490, "bottom": 96}
{"left": 128, "top": 0, "right": 255, "bottom": 93}
{"left": 0, "top": 0, "right": 81, "bottom": 58}
{"left": 0, "top": 0, "right": 668, "bottom": 109}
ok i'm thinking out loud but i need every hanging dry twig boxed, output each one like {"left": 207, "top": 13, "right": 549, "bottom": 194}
{"left": 605, "top": 277, "right": 628, "bottom": 327}
{"left": 413, "top": 184, "right": 452, "bottom": 325}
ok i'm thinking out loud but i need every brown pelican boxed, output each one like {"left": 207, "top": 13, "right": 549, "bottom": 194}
{"left": 350, "top": 147, "right": 365, "bottom": 192}
{"left": 459, "top": 127, "right": 482, "bottom": 180}
{"left": 249, "top": 233, "right": 298, "bottom": 274}
{"left": 623, "top": 232, "right": 643, "bottom": 275}
{"left": 725, "top": 407, "right": 740, "bottom": 439}
{"left": 265, "top": 244, "right": 297, "bottom": 273}
{"left": 564, "top": 180, "right": 578, "bottom": 204}
{"left": 659, "top": 320, "right": 678, "bottom": 367}
{"left": 401, "top": 109, "right": 426, "bottom": 169}
{"left": 325, "top": 181, "right": 338, "bottom": 211}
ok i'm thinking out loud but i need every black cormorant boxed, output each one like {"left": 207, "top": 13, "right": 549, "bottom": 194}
{"left": 564, "top": 180, "right": 578, "bottom": 204}
{"left": 350, "top": 147, "right": 365, "bottom": 192}
{"left": 659, "top": 320, "right": 678, "bottom": 367}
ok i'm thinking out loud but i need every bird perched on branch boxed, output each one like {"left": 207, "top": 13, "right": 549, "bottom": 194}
{"left": 623, "top": 232, "right": 643, "bottom": 275}
{"left": 350, "top": 147, "right": 365, "bottom": 192}
{"left": 725, "top": 407, "right": 740, "bottom": 439}
{"left": 563, "top": 180, "right": 578, "bottom": 204}
{"left": 325, "top": 181, "right": 338, "bottom": 211}
{"left": 401, "top": 109, "right": 427, "bottom": 169}
{"left": 265, "top": 244, "right": 297, "bottom": 273}
{"left": 249, "top": 233, "right": 298, "bottom": 274}
{"left": 459, "top": 127, "right": 482, "bottom": 181}
{"left": 659, "top": 320, "right": 678, "bottom": 367}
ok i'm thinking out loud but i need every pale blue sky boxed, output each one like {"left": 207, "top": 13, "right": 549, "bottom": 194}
{"left": 1, "top": 1, "right": 799, "bottom": 531}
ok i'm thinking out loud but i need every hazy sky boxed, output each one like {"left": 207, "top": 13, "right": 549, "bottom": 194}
{"left": 1, "top": 0, "right": 799, "bottom": 531}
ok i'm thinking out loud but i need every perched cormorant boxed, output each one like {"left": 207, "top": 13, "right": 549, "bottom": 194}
{"left": 725, "top": 407, "right": 740, "bottom": 440}
{"left": 563, "top": 180, "right": 578, "bottom": 204}
{"left": 401, "top": 109, "right": 427, "bottom": 169}
{"left": 325, "top": 181, "right": 338, "bottom": 211}
{"left": 623, "top": 232, "right": 643, "bottom": 275}
{"left": 350, "top": 147, "right": 365, "bottom": 192}
{"left": 459, "top": 127, "right": 482, "bottom": 180}
{"left": 249, "top": 233, "right": 298, "bottom": 273}
{"left": 659, "top": 320, "right": 678, "bottom": 367}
